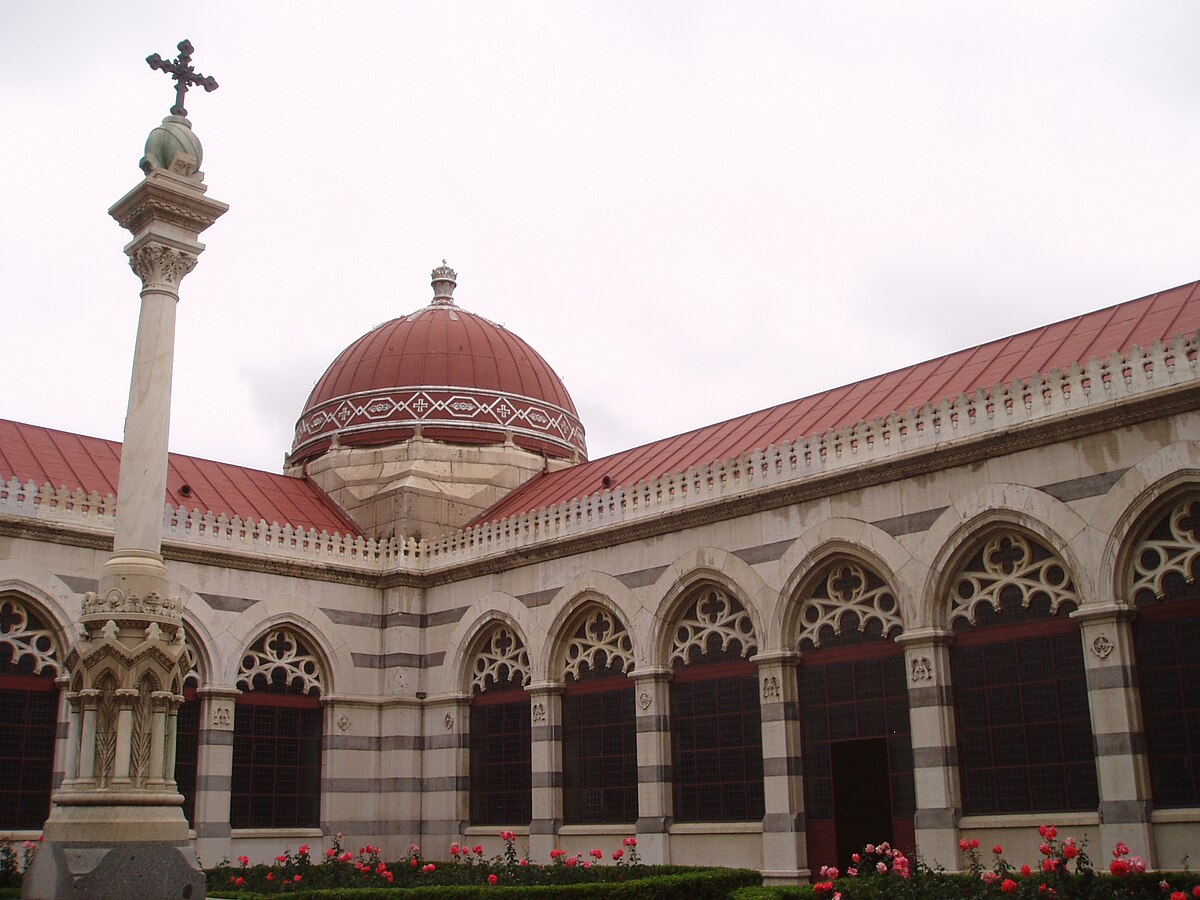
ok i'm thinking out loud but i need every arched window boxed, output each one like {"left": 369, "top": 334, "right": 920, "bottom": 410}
{"left": 231, "top": 628, "right": 324, "bottom": 829}
{"left": 795, "top": 561, "right": 913, "bottom": 870}
{"left": 174, "top": 640, "right": 201, "bottom": 826}
{"left": 668, "top": 584, "right": 764, "bottom": 822}
{"left": 948, "top": 530, "right": 1097, "bottom": 814}
{"left": 560, "top": 607, "right": 636, "bottom": 824}
{"left": 469, "top": 625, "right": 531, "bottom": 826}
{"left": 1128, "top": 495, "right": 1200, "bottom": 807}
{"left": 0, "top": 596, "right": 60, "bottom": 829}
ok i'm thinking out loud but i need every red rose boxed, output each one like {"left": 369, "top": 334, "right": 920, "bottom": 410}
{"left": 993, "top": 844, "right": 1004, "bottom": 855}
{"left": 488, "top": 874, "right": 499, "bottom": 885}
{"left": 1002, "top": 879, "right": 1017, "bottom": 894}
{"left": 1110, "top": 859, "right": 1130, "bottom": 878}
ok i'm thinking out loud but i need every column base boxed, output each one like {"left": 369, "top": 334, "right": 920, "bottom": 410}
{"left": 22, "top": 840, "right": 203, "bottom": 900}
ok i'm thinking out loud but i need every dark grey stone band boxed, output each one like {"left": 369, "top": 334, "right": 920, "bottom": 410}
{"left": 914, "top": 807, "right": 958, "bottom": 829}
{"left": 1094, "top": 731, "right": 1146, "bottom": 756}
{"left": 199, "top": 730, "right": 233, "bottom": 747}
{"left": 912, "top": 745, "right": 958, "bottom": 768}
{"left": 908, "top": 685, "right": 952, "bottom": 708}
{"left": 1100, "top": 800, "right": 1151, "bottom": 824}
{"left": 762, "top": 812, "right": 804, "bottom": 833}
{"left": 762, "top": 756, "right": 802, "bottom": 777}
{"left": 1087, "top": 665, "right": 1135, "bottom": 691}
{"left": 636, "top": 714, "right": 670, "bottom": 732}
{"left": 638, "top": 765, "right": 671, "bottom": 783}
{"left": 532, "top": 772, "right": 562, "bottom": 788}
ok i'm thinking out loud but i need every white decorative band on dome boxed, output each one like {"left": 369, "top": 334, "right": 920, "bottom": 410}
{"left": 292, "top": 385, "right": 587, "bottom": 458}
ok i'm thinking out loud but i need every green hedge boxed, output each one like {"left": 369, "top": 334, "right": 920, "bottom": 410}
{"left": 208, "top": 867, "right": 761, "bottom": 899}
{"left": 730, "top": 871, "right": 1200, "bottom": 900}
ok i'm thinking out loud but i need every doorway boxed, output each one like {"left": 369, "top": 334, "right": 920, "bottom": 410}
{"left": 831, "top": 737, "right": 893, "bottom": 869}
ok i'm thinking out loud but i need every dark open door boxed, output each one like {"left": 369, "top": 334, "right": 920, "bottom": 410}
{"left": 831, "top": 737, "right": 893, "bottom": 869}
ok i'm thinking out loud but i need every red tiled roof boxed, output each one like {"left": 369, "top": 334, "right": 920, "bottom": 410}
{"left": 475, "top": 279, "right": 1200, "bottom": 525}
{"left": 0, "top": 420, "right": 360, "bottom": 536}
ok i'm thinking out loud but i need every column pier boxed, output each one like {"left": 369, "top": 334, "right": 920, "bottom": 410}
{"left": 631, "top": 668, "right": 673, "bottom": 865}
{"left": 896, "top": 628, "right": 961, "bottom": 871}
{"left": 753, "top": 651, "right": 807, "bottom": 883}
{"left": 193, "top": 688, "right": 238, "bottom": 866}
{"left": 527, "top": 682, "right": 563, "bottom": 860}
{"left": 1072, "top": 604, "right": 1156, "bottom": 864}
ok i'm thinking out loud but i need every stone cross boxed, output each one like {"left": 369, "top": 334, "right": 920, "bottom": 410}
{"left": 146, "top": 39, "right": 218, "bottom": 117}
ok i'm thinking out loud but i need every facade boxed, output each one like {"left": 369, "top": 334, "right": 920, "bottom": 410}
{"left": 2, "top": 266, "right": 1200, "bottom": 881}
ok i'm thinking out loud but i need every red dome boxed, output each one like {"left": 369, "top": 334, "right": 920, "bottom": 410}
{"left": 291, "top": 267, "right": 586, "bottom": 463}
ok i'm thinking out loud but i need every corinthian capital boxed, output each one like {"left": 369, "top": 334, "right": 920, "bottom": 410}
{"left": 128, "top": 243, "right": 198, "bottom": 295}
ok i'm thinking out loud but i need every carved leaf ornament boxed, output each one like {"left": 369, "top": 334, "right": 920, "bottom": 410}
{"left": 562, "top": 608, "right": 634, "bottom": 681}
{"left": 237, "top": 628, "right": 323, "bottom": 696}
{"left": 0, "top": 597, "right": 60, "bottom": 675}
{"left": 471, "top": 625, "right": 530, "bottom": 693}
{"left": 797, "top": 562, "right": 903, "bottom": 650}
{"left": 669, "top": 586, "right": 757, "bottom": 667}
{"left": 949, "top": 531, "right": 1076, "bottom": 627}
{"left": 1131, "top": 496, "right": 1200, "bottom": 604}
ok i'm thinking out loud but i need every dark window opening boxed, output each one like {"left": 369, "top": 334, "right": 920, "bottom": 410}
{"left": 670, "top": 659, "right": 764, "bottom": 822}
{"left": 563, "top": 672, "right": 637, "bottom": 824}
{"left": 470, "top": 673, "right": 531, "bottom": 826}
{"left": 230, "top": 688, "right": 322, "bottom": 829}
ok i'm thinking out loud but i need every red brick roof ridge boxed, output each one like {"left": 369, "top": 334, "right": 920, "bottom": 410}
{"left": 469, "top": 278, "right": 1200, "bottom": 528}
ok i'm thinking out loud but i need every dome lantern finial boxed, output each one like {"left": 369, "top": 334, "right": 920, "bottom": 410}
{"left": 431, "top": 260, "right": 457, "bottom": 305}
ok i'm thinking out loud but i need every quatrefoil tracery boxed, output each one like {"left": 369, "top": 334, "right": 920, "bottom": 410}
{"left": 1131, "top": 497, "right": 1200, "bottom": 603}
{"left": 562, "top": 607, "right": 634, "bottom": 680}
{"left": 797, "top": 562, "right": 902, "bottom": 649}
{"left": 669, "top": 586, "right": 757, "bottom": 667}
{"left": 949, "top": 531, "right": 1076, "bottom": 627}
{"left": 471, "top": 625, "right": 530, "bottom": 692}
{"left": 237, "top": 628, "right": 323, "bottom": 696}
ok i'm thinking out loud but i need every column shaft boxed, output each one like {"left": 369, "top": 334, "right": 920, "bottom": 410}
{"left": 1072, "top": 607, "right": 1155, "bottom": 864}
{"left": 527, "top": 683, "right": 563, "bottom": 860}
{"left": 631, "top": 669, "right": 672, "bottom": 865}
{"left": 754, "top": 652, "right": 807, "bottom": 882}
{"left": 897, "top": 630, "right": 960, "bottom": 870}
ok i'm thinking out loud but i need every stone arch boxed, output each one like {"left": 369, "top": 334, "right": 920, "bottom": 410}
{"left": 648, "top": 546, "right": 773, "bottom": 664}
{"left": 440, "top": 592, "right": 532, "bottom": 695}
{"left": 917, "top": 484, "right": 1096, "bottom": 628}
{"left": 179, "top": 609, "right": 217, "bottom": 689}
{"left": 539, "top": 572, "right": 640, "bottom": 680}
{"left": 1092, "top": 441, "right": 1200, "bottom": 605}
{"left": 774, "top": 518, "right": 921, "bottom": 644}
{"left": 220, "top": 595, "right": 345, "bottom": 695}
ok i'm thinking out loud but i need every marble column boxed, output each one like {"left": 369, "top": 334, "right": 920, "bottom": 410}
{"left": 527, "top": 682, "right": 564, "bottom": 860}
{"left": 1071, "top": 605, "right": 1156, "bottom": 864}
{"left": 753, "top": 651, "right": 808, "bottom": 883}
{"left": 896, "top": 628, "right": 961, "bottom": 871}
{"left": 631, "top": 667, "right": 673, "bottom": 865}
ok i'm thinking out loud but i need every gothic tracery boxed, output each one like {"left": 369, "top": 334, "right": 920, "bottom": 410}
{"left": 949, "top": 530, "right": 1077, "bottom": 627}
{"left": 669, "top": 586, "right": 757, "bottom": 666}
{"left": 471, "top": 625, "right": 530, "bottom": 692}
{"left": 1130, "top": 496, "right": 1200, "bottom": 603}
{"left": 796, "top": 561, "right": 903, "bottom": 649}
{"left": 237, "top": 628, "right": 323, "bottom": 696}
{"left": 0, "top": 596, "right": 59, "bottom": 675}
{"left": 561, "top": 607, "right": 634, "bottom": 680}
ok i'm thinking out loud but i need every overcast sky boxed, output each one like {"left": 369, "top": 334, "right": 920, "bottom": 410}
{"left": 3, "top": 2, "right": 1198, "bottom": 474}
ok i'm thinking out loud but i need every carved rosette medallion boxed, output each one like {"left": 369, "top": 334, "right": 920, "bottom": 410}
{"left": 129, "top": 243, "right": 198, "bottom": 295}
{"left": 1091, "top": 634, "right": 1115, "bottom": 659}
{"left": 638, "top": 690, "right": 652, "bottom": 711}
